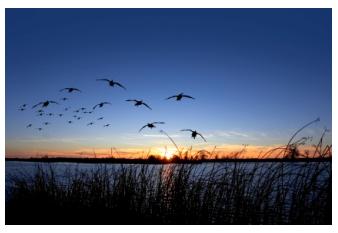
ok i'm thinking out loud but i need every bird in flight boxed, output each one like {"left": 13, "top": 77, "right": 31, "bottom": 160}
{"left": 77, "top": 117, "right": 82, "bottom": 120}
{"left": 60, "top": 88, "right": 81, "bottom": 93}
{"left": 97, "top": 117, "right": 104, "bottom": 120}
{"left": 64, "top": 107, "right": 70, "bottom": 111}
{"left": 43, "top": 122, "right": 51, "bottom": 126}
{"left": 139, "top": 122, "right": 165, "bottom": 132}
{"left": 68, "top": 121, "right": 73, "bottom": 124}
{"left": 87, "top": 122, "right": 94, "bottom": 126}
{"left": 32, "top": 100, "right": 59, "bottom": 108}
{"left": 20, "top": 104, "right": 27, "bottom": 108}
{"left": 18, "top": 108, "right": 25, "bottom": 111}
{"left": 181, "top": 129, "right": 207, "bottom": 142}
{"left": 96, "top": 79, "right": 126, "bottom": 90}
{"left": 47, "top": 113, "right": 54, "bottom": 116}
{"left": 58, "top": 114, "right": 63, "bottom": 117}
{"left": 93, "top": 102, "right": 111, "bottom": 109}
{"left": 103, "top": 124, "right": 111, "bottom": 127}
{"left": 60, "top": 97, "right": 68, "bottom": 101}
{"left": 26, "top": 124, "right": 32, "bottom": 128}
{"left": 36, "top": 128, "right": 43, "bottom": 131}
{"left": 166, "top": 93, "right": 195, "bottom": 101}
{"left": 126, "top": 99, "right": 152, "bottom": 110}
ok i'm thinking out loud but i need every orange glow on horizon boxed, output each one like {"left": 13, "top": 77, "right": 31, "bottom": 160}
{"left": 5, "top": 143, "right": 330, "bottom": 159}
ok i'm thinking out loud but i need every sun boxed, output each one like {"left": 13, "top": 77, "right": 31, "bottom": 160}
{"left": 156, "top": 147, "right": 176, "bottom": 160}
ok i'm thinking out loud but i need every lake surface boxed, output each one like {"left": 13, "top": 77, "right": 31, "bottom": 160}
{"left": 6, "top": 160, "right": 331, "bottom": 188}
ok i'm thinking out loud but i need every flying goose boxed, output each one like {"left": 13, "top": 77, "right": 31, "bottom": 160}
{"left": 26, "top": 124, "right": 32, "bottom": 128}
{"left": 181, "top": 129, "right": 207, "bottom": 142}
{"left": 139, "top": 122, "right": 165, "bottom": 132}
{"left": 87, "top": 122, "right": 94, "bottom": 126}
{"left": 126, "top": 99, "right": 152, "bottom": 110}
{"left": 93, "top": 102, "right": 111, "bottom": 109}
{"left": 32, "top": 100, "right": 58, "bottom": 108}
{"left": 97, "top": 117, "right": 104, "bottom": 120}
{"left": 104, "top": 124, "right": 111, "bottom": 127}
{"left": 166, "top": 93, "right": 195, "bottom": 101}
{"left": 60, "top": 88, "right": 81, "bottom": 93}
{"left": 96, "top": 79, "right": 126, "bottom": 90}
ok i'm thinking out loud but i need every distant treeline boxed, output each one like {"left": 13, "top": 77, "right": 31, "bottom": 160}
{"left": 5, "top": 156, "right": 332, "bottom": 164}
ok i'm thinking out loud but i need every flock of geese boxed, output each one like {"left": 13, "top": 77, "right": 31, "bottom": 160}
{"left": 18, "top": 78, "right": 207, "bottom": 142}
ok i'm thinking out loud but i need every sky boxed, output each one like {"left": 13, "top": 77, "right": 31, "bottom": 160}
{"left": 5, "top": 9, "right": 332, "bottom": 158}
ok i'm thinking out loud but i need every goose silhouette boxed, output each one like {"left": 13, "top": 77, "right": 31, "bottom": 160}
{"left": 64, "top": 107, "right": 70, "bottom": 111}
{"left": 60, "top": 88, "right": 81, "bottom": 93}
{"left": 96, "top": 79, "right": 126, "bottom": 90}
{"left": 166, "top": 93, "right": 195, "bottom": 101}
{"left": 87, "top": 122, "right": 94, "bottom": 126}
{"left": 68, "top": 121, "right": 73, "bottom": 124}
{"left": 126, "top": 99, "right": 152, "bottom": 110}
{"left": 32, "top": 100, "right": 59, "bottom": 108}
{"left": 26, "top": 124, "right": 32, "bottom": 128}
{"left": 181, "top": 129, "right": 207, "bottom": 142}
{"left": 18, "top": 108, "right": 25, "bottom": 111}
{"left": 58, "top": 114, "right": 63, "bottom": 117}
{"left": 104, "top": 124, "right": 111, "bottom": 127}
{"left": 43, "top": 122, "right": 51, "bottom": 126}
{"left": 139, "top": 122, "right": 165, "bottom": 132}
{"left": 60, "top": 97, "right": 68, "bottom": 101}
{"left": 97, "top": 117, "right": 104, "bottom": 120}
{"left": 20, "top": 104, "right": 27, "bottom": 108}
{"left": 93, "top": 102, "right": 111, "bottom": 109}
{"left": 36, "top": 128, "right": 43, "bottom": 131}
{"left": 77, "top": 117, "right": 82, "bottom": 120}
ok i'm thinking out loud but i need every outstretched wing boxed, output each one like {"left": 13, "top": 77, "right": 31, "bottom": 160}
{"left": 96, "top": 79, "right": 110, "bottom": 82}
{"left": 182, "top": 95, "right": 195, "bottom": 99}
{"left": 59, "top": 88, "right": 68, "bottom": 92}
{"left": 153, "top": 122, "right": 165, "bottom": 125}
{"left": 197, "top": 133, "right": 207, "bottom": 142}
{"left": 126, "top": 99, "right": 137, "bottom": 102}
{"left": 138, "top": 125, "right": 148, "bottom": 132}
{"left": 114, "top": 82, "right": 127, "bottom": 90}
{"left": 49, "top": 101, "right": 59, "bottom": 104}
{"left": 93, "top": 104, "right": 99, "bottom": 109}
{"left": 166, "top": 95, "right": 177, "bottom": 100}
{"left": 181, "top": 129, "right": 193, "bottom": 132}
{"left": 72, "top": 88, "right": 81, "bottom": 92}
{"left": 32, "top": 102, "right": 43, "bottom": 108}
{"left": 102, "top": 102, "right": 112, "bottom": 105}
{"left": 142, "top": 102, "right": 152, "bottom": 110}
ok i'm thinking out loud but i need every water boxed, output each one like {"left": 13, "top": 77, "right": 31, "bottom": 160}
{"left": 6, "top": 160, "right": 331, "bottom": 201}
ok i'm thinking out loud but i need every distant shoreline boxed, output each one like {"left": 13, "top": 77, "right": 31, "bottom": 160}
{"left": 5, "top": 157, "right": 332, "bottom": 164}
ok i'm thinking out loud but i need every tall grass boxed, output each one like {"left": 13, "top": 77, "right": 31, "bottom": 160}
{"left": 6, "top": 160, "right": 331, "bottom": 224}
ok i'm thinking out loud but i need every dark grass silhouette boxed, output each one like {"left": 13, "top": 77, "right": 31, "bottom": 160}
{"left": 5, "top": 159, "right": 331, "bottom": 225}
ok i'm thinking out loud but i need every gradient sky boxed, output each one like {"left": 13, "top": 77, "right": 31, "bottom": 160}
{"left": 5, "top": 9, "right": 332, "bottom": 158}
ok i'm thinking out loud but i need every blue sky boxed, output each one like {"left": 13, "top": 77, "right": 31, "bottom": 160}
{"left": 5, "top": 9, "right": 332, "bottom": 157}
